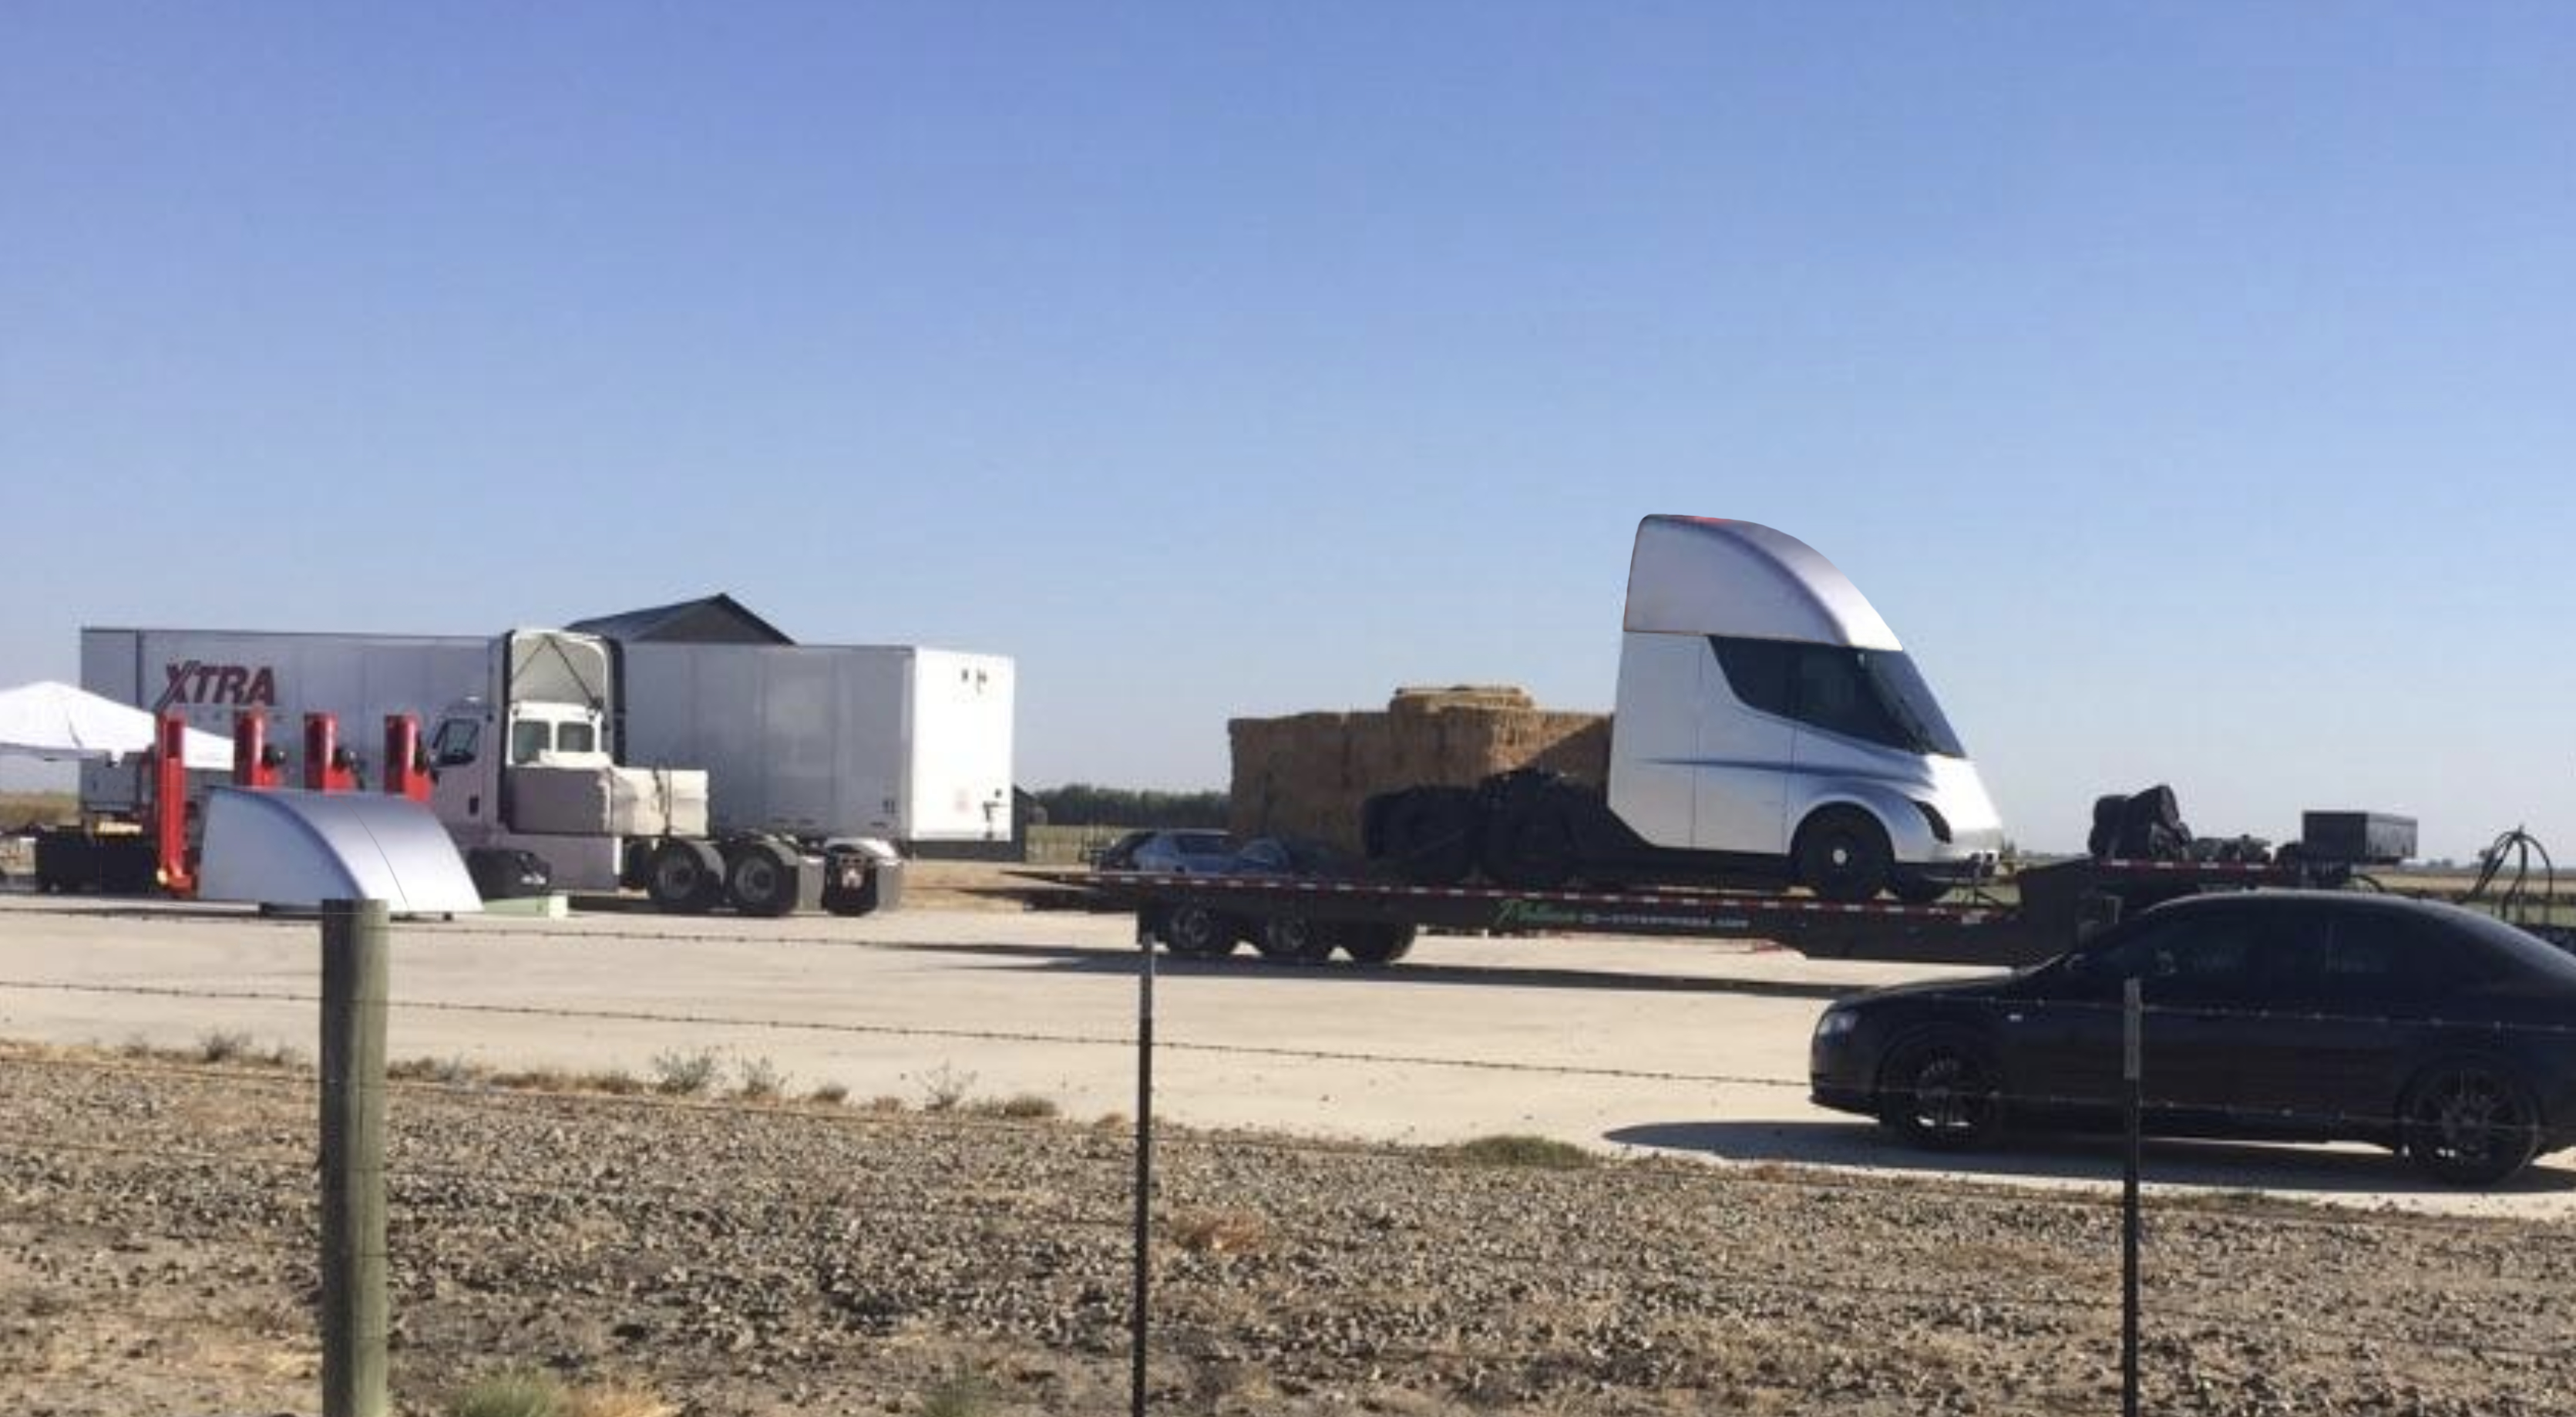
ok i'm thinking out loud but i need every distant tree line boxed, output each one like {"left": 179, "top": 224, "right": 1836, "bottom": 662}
{"left": 1030, "top": 784, "right": 1229, "bottom": 829}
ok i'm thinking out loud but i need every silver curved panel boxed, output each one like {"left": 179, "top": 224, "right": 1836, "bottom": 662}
{"left": 1622, "top": 517, "right": 1902, "bottom": 649}
{"left": 199, "top": 787, "right": 483, "bottom": 913}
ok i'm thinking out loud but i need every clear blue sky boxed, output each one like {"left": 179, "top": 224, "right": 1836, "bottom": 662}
{"left": 5, "top": 4, "right": 2571, "bottom": 858}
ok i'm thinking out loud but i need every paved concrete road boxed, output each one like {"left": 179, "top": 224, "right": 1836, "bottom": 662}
{"left": 3, "top": 892, "right": 2570, "bottom": 1217}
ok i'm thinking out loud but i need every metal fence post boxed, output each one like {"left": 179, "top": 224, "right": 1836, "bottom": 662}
{"left": 1131, "top": 916, "right": 1156, "bottom": 1417}
{"left": 321, "top": 898, "right": 391, "bottom": 1417}
{"left": 2122, "top": 977, "right": 2142, "bottom": 1417}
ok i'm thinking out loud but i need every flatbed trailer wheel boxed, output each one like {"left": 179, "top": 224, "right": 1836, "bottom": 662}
{"left": 1162, "top": 904, "right": 1239, "bottom": 958}
{"left": 1343, "top": 924, "right": 1416, "bottom": 966}
{"left": 1255, "top": 915, "right": 1338, "bottom": 965}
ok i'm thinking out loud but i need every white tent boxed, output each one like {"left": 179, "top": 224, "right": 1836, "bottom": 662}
{"left": 0, "top": 680, "right": 234, "bottom": 770}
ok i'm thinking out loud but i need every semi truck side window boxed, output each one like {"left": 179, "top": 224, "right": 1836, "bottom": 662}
{"left": 1710, "top": 637, "right": 1797, "bottom": 717}
{"left": 1713, "top": 636, "right": 1966, "bottom": 757}
{"left": 1792, "top": 648, "right": 1908, "bottom": 748}
{"left": 557, "top": 722, "right": 597, "bottom": 753}
{"left": 430, "top": 719, "right": 479, "bottom": 767}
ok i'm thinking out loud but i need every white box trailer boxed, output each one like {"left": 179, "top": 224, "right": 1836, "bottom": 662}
{"left": 615, "top": 643, "right": 1015, "bottom": 844}
{"left": 78, "top": 627, "right": 1017, "bottom": 853}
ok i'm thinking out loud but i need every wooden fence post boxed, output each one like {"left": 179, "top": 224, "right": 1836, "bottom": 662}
{"left": 321, "top": 897, "right": 390, "bottom": 1417}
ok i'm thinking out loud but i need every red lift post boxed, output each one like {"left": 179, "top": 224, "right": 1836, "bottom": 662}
{"left": 232, "top": 709, "right": 285, "bottom": 789}
{"left": 303, "top": 712, "right": 362, "bottom": 793}
{"left": 382, "top": 713, "right": 432, "bottom": 803}
{"left": 153, "top": 712, "right": 195, "bottom": 897}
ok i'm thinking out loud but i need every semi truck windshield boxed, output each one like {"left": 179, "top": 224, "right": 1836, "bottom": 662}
{"left": 1710, "top": 637, "right": 1967, "bottom": 758}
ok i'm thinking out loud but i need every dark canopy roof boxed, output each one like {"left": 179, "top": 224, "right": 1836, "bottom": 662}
{"left": 567, "top": 594, "right": 794, "bottom": 645}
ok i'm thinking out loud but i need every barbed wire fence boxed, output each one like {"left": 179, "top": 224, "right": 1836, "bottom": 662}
{"left": 5, "top": 912, "right": 2576, "bottom": 1415}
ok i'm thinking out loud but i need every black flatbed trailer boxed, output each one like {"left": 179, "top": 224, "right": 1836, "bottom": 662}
{"left": 1028, "top": 853, "right": 2576, "bottom": 968}
{"left": 1021, "top": 856, "right": 2327, "bottom": 968}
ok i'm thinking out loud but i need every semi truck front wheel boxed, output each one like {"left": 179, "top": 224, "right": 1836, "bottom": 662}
{"left": 1794, "top": 809, "right": 1894, "bottom": 904}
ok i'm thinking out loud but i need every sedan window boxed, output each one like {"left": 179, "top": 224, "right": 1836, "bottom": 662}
{"left": 2063, "top": 914, "right": 2268, "bottom": 1006}
{"left": 2320, "top": 911, "right": 2496, "bottom": 1005}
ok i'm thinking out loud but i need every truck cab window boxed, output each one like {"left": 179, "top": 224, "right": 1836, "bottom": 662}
{"left": 429, "top": 719, "right": 479, "bottom": 767}
{"left": 510, "top": 720, "right": 553, "bottom": 764}
{"left": 1711, "top": 637, "right": 1797, "bottom": 718}
{"left": 1708, "top": 637, "right": 1966, "bottom": 758}
{"left": 1792, "top": 648, "right": 1907, "bottom": 747}
{"left": 556, "top": 722, "right": 597, "bottom": 754}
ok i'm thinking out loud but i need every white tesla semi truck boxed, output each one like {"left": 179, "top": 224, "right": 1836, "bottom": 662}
{"left": 1365, "top": 517, "right": 2004, "bottom": 902}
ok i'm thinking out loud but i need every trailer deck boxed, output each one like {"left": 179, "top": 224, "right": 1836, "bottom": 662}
{"left": 1027, "top": 854, "right": 2570, "bottom": 968}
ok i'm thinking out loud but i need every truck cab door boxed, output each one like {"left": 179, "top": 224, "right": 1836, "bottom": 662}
{"left": 427, "top": 712, "right": 494, "bottom": 843}
{"left": 1693, "top": 637, "right": 1793, "bottom": 854}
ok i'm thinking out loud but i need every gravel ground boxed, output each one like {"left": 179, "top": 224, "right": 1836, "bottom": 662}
{"left": 5, "top": 1045, "right": 2575, "bottom": 1417}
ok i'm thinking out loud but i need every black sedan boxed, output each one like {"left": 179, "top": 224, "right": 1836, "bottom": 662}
{"left": 1810, "top": 891, "right": 2576, "bottom": 1185}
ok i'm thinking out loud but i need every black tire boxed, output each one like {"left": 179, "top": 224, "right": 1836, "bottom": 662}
{"left": 1162, "top": 904, "right": 1239, "bottom": 958}
{"left": 1876, "top": 1032, "right": 2004, "bottom": 1149}
{"left": 1370, "top": 789, "right": 1479, "bottom": 886}
{"left": 1343, "top": 924, "right": 1417, "bottom": 967}
{"left": 2402, "top": 1060, "right": 2543, "bottom": 1186}
{"left": 1889, "top": 872, "right": 1952, "bottom": 906}
{"left": 1254, "top": 915, "right": 1339, "bottom": 965}
{"left": 1796, "top": 808, "right": 1895, "bottom": 904}
{"left": 1481, "top": 800, "right": 1578, "bottom": 890}
{"left": 644, "top": 839, "right": 725, "bottom": 914}
{"left": 819, "top": 847, "right": 886, "bottom": 916}
{"left": 724, "top": 840, "right": 802, "bottom": 918}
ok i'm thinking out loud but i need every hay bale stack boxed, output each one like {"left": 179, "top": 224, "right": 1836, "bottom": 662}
{"left": 1229, "top": 687, "right": 1610, "bottom": 850}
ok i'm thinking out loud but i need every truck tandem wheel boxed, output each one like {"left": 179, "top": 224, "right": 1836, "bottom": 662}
{"left": 1481, "top": 800, "right": 1578, "bottom": 890}
{"left": 644, "top": 838, "right": 725, "bottom": 914}
{"left": 1369, "top": 787, "right": 1480, "bottom": 886}
{"left": 724, "top": 839, "right": 802, "bottom": 918}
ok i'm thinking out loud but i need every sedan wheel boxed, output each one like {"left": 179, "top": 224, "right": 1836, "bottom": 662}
{"left": 1878, "top": 1035, "right": 2003, "bottom": 1149}
{"left": 2403, "top": 1062, "right": 2542, "bottom": 1186}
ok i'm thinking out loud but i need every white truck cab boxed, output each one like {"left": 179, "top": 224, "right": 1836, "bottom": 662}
{"left": 1608, "top": 517, "right": 2002, "bottom": 900}
{"left": 1366, "top": 517, "right": 2003, "bottom": 902}
{"left": 427, "top": 630, "right": 711, "bottom": 898}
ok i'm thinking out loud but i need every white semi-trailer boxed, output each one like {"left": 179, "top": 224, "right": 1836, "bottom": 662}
{"left": 79, "top": 622, "right": 1016, "bottom": 914}
{"left": 615, "top": 641, "right": 1014, "bottom": 848}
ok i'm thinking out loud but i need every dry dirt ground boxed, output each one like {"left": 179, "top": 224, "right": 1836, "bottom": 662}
{"left": 5, "top": 1044, "right": 2574, "bottom": 1417}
